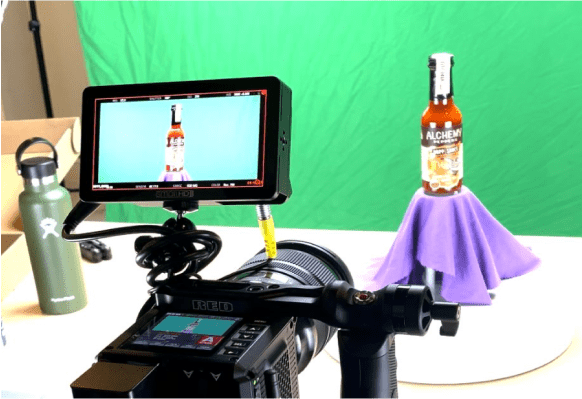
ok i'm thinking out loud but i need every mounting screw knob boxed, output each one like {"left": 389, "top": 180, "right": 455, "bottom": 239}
{"left": 353, "top": 290, "right": 376, "bottom": 305}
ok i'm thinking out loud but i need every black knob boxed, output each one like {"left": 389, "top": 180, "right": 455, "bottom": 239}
{"left": 431, "top": 302, "right": 461, "bottom": 337}
{"left": 431, "top": 302, "right": 461, "bottom": 321}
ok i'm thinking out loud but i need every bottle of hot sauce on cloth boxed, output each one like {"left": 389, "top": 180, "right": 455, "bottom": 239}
{"left": 421, "top": 53, "right": 463, "bottom": 196}
{"left": 165, "top": 104, "right": 185, "bottom": 172}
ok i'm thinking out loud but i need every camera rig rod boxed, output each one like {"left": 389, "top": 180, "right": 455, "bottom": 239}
{"left": 156, "top": 280, "right": 459, "bottom": 337}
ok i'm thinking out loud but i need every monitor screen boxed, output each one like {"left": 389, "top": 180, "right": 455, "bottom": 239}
{"left": 80, "top": 77, "right": 292, "bottom": 204}
{"left": 94, "top": 90, "right": 266, "bottom": 190}
{"left": 131, "top": 312, "right": 242, "bottom": 351}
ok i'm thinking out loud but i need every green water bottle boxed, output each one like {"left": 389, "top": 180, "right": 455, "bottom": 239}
{"left": 16, "top": 137, "right": 87, "bottom": 315}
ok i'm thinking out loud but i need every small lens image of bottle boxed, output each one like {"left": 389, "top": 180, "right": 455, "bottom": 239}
{"left": 165, "top": 104, "right": 185, "bottom": 172}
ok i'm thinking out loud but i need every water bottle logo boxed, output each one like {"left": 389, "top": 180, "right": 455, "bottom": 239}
{"left": 51, "top": 295, "right": 75, "bottom": 303}
{"left": 40, "top": 218, "right": 59, "bottom": 239}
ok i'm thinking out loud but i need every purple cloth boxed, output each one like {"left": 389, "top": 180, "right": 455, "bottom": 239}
{"left": 363, "top": 187, "right": 540, "bottom": 305}
{"left": 158, "top": 170, "right": 192, "bottom": 182}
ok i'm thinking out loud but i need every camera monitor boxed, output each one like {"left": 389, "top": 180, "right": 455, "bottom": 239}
{"left": 80, "top": 76, "right": 291, "bottom": 205}
{"left": 129, "top": 312, "right": 243, "bottom": 352}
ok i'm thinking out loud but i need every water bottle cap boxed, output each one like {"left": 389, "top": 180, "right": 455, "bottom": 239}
{"left": 15, "top": 137, "right": 59, "bottom": 180}
{"left": 20, "top": 157, "right": 57, "bottom": 179}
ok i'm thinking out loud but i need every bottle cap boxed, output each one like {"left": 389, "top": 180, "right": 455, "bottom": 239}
{"left": 19, "top": 157, "right": 57, "bottom": 179}
{"left": 428, "top": 53, "right": 454, "bottom": 68}
{"left": 172, "top": 104, "right": 182, "bottom": 124}
{"left": 428, "top": 53, "right": 455, "bottom": 99}
{"left": 15, "top": 137, "right": 59, "bottom": 179}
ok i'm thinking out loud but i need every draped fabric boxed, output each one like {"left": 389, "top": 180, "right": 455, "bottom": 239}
{"left": 362, "top": 187, "right": 541, "bottom": 305}
{"left": 75, "top": 2, "right": 582, "bottom": 237}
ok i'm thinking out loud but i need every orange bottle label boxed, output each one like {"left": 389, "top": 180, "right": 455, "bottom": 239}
{"left": 421, "top": 124, "right": 463, "bottom": 192}
{"left": 165, "top": 135, "right": 184, "bottom": 172}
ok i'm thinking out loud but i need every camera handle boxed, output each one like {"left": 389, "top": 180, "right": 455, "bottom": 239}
{"left": 269, "top": 282, "right": 459, "bottom": 399}
{"left": 338, "top": 330, "right": 398, "bottom": 398}
{"left": 321, "top": 283, "right": 458, "bottom": 398}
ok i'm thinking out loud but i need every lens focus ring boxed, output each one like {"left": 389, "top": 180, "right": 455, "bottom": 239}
{"left": 237, "top": 249, "right": 338, "bottom": 286}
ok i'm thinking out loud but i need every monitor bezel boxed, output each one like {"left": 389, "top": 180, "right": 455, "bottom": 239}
{"left": 80, "top": 76, "right": 287, "bottom": 204}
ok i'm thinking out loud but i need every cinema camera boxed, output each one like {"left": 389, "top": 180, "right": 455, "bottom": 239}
{"left": 63, "top": 77, "right": 460, "bottom": 398}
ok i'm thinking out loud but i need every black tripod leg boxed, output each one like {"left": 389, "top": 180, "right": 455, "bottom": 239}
{"left": 28, "top": 1, "right": 53, "bottom": 118}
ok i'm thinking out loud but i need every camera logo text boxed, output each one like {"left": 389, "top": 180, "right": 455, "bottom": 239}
{"left": 156, "top": 190, "right": 194, "bottom": 199}
{"left": 192, "top": 300, "right": 234, "bottom": 312}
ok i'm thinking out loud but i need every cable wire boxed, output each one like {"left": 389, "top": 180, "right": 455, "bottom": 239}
{"left": 135, "top": 229, "right": 222, "bottom": 289}
{"left": 62, "top": 202, "right": 222, "bottom": 291}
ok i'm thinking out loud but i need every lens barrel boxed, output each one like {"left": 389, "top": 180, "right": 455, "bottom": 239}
{"left": 227, "top": 241, "right": 353, "bottom": 373}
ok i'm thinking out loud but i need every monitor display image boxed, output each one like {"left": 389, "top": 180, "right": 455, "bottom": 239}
{"left": 94, "top": 91, "right": 265, "bottom": 190}
{"left": 131, "top": 312, "right": 242, "bottom": 351}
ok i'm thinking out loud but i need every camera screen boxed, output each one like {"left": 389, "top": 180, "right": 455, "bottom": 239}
{"left": 93, "top": 90, "right": 266, "bottom": 191}
{"left": 131, "top": 313, "right": 242, "bottom": 351}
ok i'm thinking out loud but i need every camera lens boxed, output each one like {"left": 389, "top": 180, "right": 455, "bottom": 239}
{"left": 226, "top": 240, "right": 353, "bottom": 373}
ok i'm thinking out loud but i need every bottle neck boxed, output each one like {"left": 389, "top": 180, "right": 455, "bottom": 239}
{"left": 23, "top": 174, "right": 60, "bottom": 192}
{"left": 171, "top": 123, "right": 182, "bottom": 130}
{"left": 429, "top": 61, "right": 454, "bottom": 101}
{"left": 428, "top": 96, "right": 456, "bottom": 108}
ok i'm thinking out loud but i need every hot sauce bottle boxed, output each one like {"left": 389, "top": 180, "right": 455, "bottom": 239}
{"left": 421, "top": 53, "right": 463, "bottom": 196}
{"left": 165, "top": 104, "right": 185, "bottom": 172}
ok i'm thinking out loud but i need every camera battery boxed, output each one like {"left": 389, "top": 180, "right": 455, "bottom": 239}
{"left": 71, "top": 362, "right": 158, "bottom": 397}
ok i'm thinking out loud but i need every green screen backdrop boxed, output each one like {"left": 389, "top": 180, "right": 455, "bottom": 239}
{"left": 75, "top": 1, "right": 582, "bottom": 237}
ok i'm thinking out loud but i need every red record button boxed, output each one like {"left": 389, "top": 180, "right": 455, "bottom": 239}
{"left": 196, "top": 336, "right": 223, "bottom": 346}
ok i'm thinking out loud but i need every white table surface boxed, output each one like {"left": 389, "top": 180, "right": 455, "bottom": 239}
{"left": 1, "top": 221, "right": 581, "bottom": 398}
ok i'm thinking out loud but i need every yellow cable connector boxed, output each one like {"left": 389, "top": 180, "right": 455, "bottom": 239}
{"left": 256, "top": 205, "right": 277, "bottom": 259}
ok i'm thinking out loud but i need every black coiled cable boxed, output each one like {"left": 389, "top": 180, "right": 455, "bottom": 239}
{"left": 62, "top": 201, "right": 223, "bottom": 319}
{"left": 134, "top": 217, "right": 222, "bottom": 290}
{"left": 62, "top": 203, "right": 222, "bottom": 291}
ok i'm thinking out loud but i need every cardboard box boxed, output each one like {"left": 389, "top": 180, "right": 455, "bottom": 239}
{"left": 1, "top": 233, "right": 32, "bottom": 302}
{"left": 1, "top": 117, "right": 81, "bottom": 301}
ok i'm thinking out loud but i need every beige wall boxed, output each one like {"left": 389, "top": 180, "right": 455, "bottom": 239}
{"left": 1, "top": 0, "right": 46, "bottom": 120}
{"left": 1, "top": 1, "right": 88, "bottom": 121}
